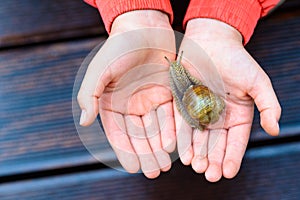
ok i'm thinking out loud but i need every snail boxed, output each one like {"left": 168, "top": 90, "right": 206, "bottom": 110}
{"left": 165, "top": 51, "right": 225, "bottom": 130}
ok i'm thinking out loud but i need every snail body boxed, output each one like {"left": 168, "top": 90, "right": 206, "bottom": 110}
{"left": 165, "top": 51, "right": 225, "bottom": 130}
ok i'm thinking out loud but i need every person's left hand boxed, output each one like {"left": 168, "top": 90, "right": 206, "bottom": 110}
{"left": 175, "top": 18, "right": 281, "bottom": 182}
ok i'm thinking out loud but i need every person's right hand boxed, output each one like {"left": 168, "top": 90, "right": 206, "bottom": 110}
{"left": 77, "top": 10, "right": 177, "bottom": 178}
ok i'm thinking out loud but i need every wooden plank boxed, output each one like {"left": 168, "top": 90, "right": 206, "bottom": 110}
{"left": 0, "top": 37, "right": 113, "bottom": 177}
{"left": 0, "top": 142, "right": 299, "bottom": 199}
{"left": 0, "top": 0, "right": 105, "bottom": 48}
{"left": 279, "top": 0, "right": 300, "bottom": 10}
{"left": 0, "top": 2, "right": 299, "bottom": 178}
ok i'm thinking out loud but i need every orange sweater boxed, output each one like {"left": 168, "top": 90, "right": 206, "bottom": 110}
{"left": 84, "top": 0, "right": 281, "bottom": 44}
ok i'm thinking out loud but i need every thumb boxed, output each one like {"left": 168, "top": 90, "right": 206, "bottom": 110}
{"left": 77, "top": 88, "right": 100, "bottom": 126}
{"left": 77, "top": 49, "right": 109, "bottom": 126}
{"left": 249, "top": 70, "right": 281, "bottom": 136}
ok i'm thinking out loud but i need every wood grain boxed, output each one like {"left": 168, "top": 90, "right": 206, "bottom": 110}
{"left": 0, "top": 0, "right": 299, "bottom": 179}
{"left": 0, "top": 38, "right": 111, "bottom": 177}
{"left": 0, "top": 142, "right": 299, "bottom": 199}
{"left": 0, "top": 0, "right": 105, "bottom": 48}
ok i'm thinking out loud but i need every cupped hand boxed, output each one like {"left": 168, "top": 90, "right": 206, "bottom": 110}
{"left": 176, "top": 18, "right": 281, "bottom": 182}
{"left": 77, "top": 10, "right": 176, "bottom": 178}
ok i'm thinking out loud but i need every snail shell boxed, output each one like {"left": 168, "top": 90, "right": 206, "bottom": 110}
{"left": 165, "top": 51, "right": 225, "bottom": 130}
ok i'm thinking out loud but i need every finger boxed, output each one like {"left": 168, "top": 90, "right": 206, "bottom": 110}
{"left": 142, "top": 110, "right": 171, "bottom": 172}
{"left": 125, "top": 115, "right": 161, "bottom": 179}
{"left": 249, "top": 71, "right": 281, "bottom": 136}
{"left": 191, "top": 129, "right": 209, "bottom": 173}
{"left": 100, "top": 110, "right": 140, "bottom": 173}
{"left": 157, "top": 102, "right": 176, "bottom": 153}
{"left": 223, "top": 124, "right": 251, "bottom": 179}
{"left": 174, "top": 101, "right": 193, "bottom": 165}
{"left": 205, "top": 129, "right": 227, "bottom": 182}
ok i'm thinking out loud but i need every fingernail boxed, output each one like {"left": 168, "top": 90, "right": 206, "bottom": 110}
{"left": 79, "top": 110, "right": 87, "bottom": 125}
{"left": 276, "top": 122, "right": 280, "bottom": 134}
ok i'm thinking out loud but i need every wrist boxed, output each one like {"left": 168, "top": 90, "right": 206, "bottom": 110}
{"left": 111, "top": 10, "right": 172, "bottom": 35}
{"left": 185, "top": 18, "right": 243, "bottom": 45}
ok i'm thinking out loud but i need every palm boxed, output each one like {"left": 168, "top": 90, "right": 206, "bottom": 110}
{"left": 214, "top": 46, "right": 256, "bottom": 130}
{"left": 98, "top": 52, "right": 173, "bottom": 116}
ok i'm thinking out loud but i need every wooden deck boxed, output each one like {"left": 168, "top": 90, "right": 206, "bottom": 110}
{"left": 0, "top": 0, "right": 299, "bottom": 199}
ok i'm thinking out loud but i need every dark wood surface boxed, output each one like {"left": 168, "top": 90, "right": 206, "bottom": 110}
{"left": 0, "top": 0, "right": 105, "bottom": 48}
{"left": 0, "top": 38, "right": 110, "bottom": 177}
{"left": 0, "top": 142, "right": 299, "bottom": 200}
{"left": 0, "top": 0, "right": 299, "bottom": 199}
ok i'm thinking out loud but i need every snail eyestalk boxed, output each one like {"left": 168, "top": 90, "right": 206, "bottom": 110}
{"left": 164, "top": 56, "right": 172, "bottom": 65}
{"left": 177, "top": 51, "right": 184, "bottom": 65}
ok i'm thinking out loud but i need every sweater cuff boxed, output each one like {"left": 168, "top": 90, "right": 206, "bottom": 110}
{"left": 85, "top": 0, "right": 173, "bottom": 33}
{"left": 183, "top": 0, "right": 262, "bottom": 45}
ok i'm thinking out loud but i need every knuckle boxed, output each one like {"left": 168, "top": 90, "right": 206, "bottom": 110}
{"left": 77, "top": 93, "right": 83, "bottom": 105}
{"left": 77, "top": 89, "right": 87, "bottom": 106}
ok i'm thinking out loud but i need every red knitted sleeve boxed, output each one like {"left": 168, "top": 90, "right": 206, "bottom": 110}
{"left": 84, "top": 0, "right": 173, "bottom": 33}
{"left": 183, "top": 0, "right": 281, "bottom": 44}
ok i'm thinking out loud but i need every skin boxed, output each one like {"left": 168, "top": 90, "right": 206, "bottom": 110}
{"left": 77, "top": 10, "right": 177, "bottom": 179}
{"left": 77, "top": 11, "right": 281, "bottom": 181}
{"left": 177, "top": 18, "right": 281, "bottom": 182}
